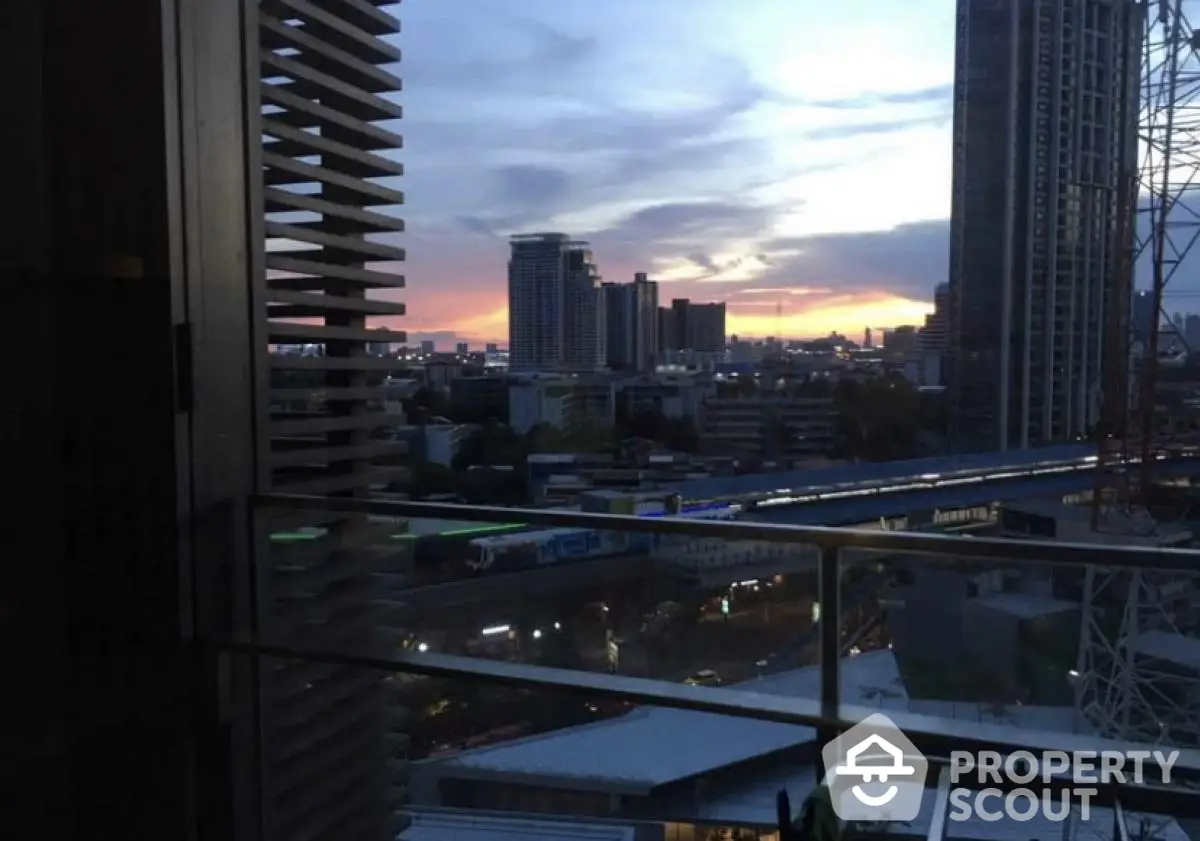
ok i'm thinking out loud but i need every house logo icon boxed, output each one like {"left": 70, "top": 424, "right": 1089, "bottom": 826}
{"left": 821, "top": 713, "right": 928, "bottom": 822}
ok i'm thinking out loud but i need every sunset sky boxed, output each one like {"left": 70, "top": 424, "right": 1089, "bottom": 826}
{"left": 376, "top": 0, "right": 960, "bottom": 346}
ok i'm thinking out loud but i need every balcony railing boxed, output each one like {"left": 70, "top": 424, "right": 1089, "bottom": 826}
{"left": 241, "top": 493, "right": 1200, "bottom": 841}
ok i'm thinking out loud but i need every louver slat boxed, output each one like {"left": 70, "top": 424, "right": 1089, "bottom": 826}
{"left": 261, "top": 84, "right": 403, "bottom": 150}
{"left": 262, "top": 120, "right": 402, "bottom": 177}
{"left": 266, "top": 255, "right": 406, "bottom": 289}
{"left": 263, "top": 56, "right": 401, "bottom": 121}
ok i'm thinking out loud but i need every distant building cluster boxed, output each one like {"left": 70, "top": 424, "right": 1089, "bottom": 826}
{"left": 1145, "top": 295, "right": 1200, "bottom": 357}
{"left": 275, "top": 0, "right": 1167, "bottom": 468}
{"left": 504, "top": 232, "right": 727, "bottom": 374}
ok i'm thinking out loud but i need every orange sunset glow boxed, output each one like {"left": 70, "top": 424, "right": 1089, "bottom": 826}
{"left": 392, "top": 289, "right": 933, "bottom": 346}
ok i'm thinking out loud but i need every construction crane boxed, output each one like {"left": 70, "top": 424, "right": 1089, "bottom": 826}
{"left": 1079, "top": 0, "right": 1200, "bottom": 748}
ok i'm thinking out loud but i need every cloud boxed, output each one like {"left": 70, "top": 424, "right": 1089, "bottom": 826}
{"left": 403, "top": 49, "right": 788, "bottom": 230}
{"left": 803, "top": 116, "right": 948, "bottom": 141}
{"left": 812, "top": 84, "right": 952, "bottom": 110}
{"left": 757, "top": 220, "right": 950, "bottom": 301}
{"left": 600, "top": 201, "right": 774, "bottom": 241}
{"left": 378, "top": 2, "right": 990, "bottom": 343}
{"left": 737, "top": 286, "right": 833, "bottom": 296}
{"left": 455, "top": 216, "right": 500, "bottom": 238}
{"left": 399, "top": 6, "right": 597, "bottom": 93}
{"left": 386, "top": 215, "right": 949, "bottom": 346}
{"left": 577, "top": 199, "right": 783, "bottom": 286}
{"left": 485, "top": 165, "right": 575, "bottom": 226}
{"left": 408, "top": 330, "right": 462, "bottom": 346}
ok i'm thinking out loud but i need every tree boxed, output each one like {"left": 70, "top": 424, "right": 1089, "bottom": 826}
{"left": 622, "top": 408, "right": 671, "bottom": 441}
{"left": 525, "top": 421, "right": 617, "bottom": 455}
{"left": 563, "top": 420, "right": 617, "bottom": 455}
{"left": 452, "top": 421, "right": 525, "bottom": 470}
{"left": 458, "top": 466, "right": 529, "bottom": 505}
{"left": 833, "top": 376, "right": 920, "bottom": 462}
{"left": 407, "top": 460, "right": 459, "bottom": 499}
{"left": 618, "top": 409, "right": 698, "bottom": 454}
{"left": 665, "top": 416, "right": 700, "bottom": 453}
{"left": 403, "top": 385, "right": 448, "bottom": 424}
{"left": 525, "top": 422, "right": 568, "bottom": 453}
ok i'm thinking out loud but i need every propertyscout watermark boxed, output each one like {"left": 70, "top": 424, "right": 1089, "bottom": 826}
{"left": 821, "top": 713, "right": 1180, "bottom": 823}
{"left": 947, "top": 749, "right": 1179, "bottom": 821}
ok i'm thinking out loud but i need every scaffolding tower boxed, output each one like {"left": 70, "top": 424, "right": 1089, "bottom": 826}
{"left": 1080, "top": 0, "right": 1200, "bottom": 749}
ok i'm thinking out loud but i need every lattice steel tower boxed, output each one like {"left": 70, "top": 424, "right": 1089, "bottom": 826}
{"left": 1079, "top": 0, "right": 1200, "bottom": 749}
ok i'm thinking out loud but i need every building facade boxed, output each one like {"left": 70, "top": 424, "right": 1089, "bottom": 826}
{"left": 698, "top": 396, "right": 837, "bottom": 460}
{"left": 603, "top": 272, "right": 659, "bottom": 372}
{"left": 919, "top": 283, "right": 950, "bottom": 355}
{"left": 882, "top": 325, "right": 920, "bottom": 363}
{"left": 948, "top": 0, "right": 1141, "bottom": 451}
{"left": 509, "top": 377, "right": 584, "bottom": 434}
{"left": 659, "top": 299, "right": 726, "bottom": 356}
{"left": 508, "top": 233, "right": 604, "bottom": 372}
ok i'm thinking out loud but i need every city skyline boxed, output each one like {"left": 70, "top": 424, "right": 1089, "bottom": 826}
{"left": 388, "top": 0, "right": 957, "bottom": 344}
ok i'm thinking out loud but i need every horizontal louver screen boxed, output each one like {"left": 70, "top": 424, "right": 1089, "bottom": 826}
{"left": 257, "top": 1, "right": 409, "bottom": 838}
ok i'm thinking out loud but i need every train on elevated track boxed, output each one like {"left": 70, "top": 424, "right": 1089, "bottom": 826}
{"left": 463, "top": 448, "right": 1135, "bottom": 572}
{"left": 271, "top": 446, "right": 1199, "bottom": 577}
{"left": 464, "top": 501, "right": 738, "bottom": 573}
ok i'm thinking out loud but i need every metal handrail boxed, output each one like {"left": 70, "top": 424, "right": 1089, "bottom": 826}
{"left": 217, "top": 640, "right": 1200, "bottom": 818}
{"left": 257, "top": 493, "right": 1200, "bottom": 571}
{"left": 245, "top": 493, "right": 1200, "bottom": 829}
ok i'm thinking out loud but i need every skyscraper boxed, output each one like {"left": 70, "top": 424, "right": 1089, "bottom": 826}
{"left": 564, "top": 242, "right": 605, "bottom": 370}
{"left": 948, "top": 0, "right": 1141, "bottom": 451}
{"left": 603, "top": 272, "right": 660, "bottom": 372}
{"left": 919, "top": 283, "right": 950, "bottom": 354}
{"left": 662, "top": 299, "right": 727, "bottom": 355}
{"left": 508, "top": 233, "right": 604, "bottom": 371}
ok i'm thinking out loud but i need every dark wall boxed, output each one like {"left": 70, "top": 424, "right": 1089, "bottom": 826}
{"left": 2, "top": 1, "right": 183, "bottom": 838}
{"left": 1, "top": 1, "right": 256, "bottom": 839}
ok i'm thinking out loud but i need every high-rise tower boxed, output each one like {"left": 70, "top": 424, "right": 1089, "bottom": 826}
{"left": 948, "top": 0, "right": 1141, "bottom": 451}
{"left": 602, "top": 272, "right": 659, "bottom": 372}
{"left": 665, "top": 299, "right": 727, "bottom": 354}
{"left": 508, "top": 233, "right": 603, "bottom": 371}
{"left": 919, "top": 283, "right": 950, "bottom": 354}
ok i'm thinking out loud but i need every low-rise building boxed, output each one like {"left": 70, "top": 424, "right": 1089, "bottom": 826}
{"left": 509, "top": 377, "right": 584, "bottom": 434}
{"left": 509, "top": 375, "right": 614, "bottom": 433}
{"left": 698, "top": 396, "right": 836, "bottom": 460}
{"left": 613, "top": 373, "right": 713, "bottom": 422}
{"left": 394, "top": 423, "right": 477, "bottom": 467}
{"left": 408, "top": 651, "right": 1173, "bottom": 841}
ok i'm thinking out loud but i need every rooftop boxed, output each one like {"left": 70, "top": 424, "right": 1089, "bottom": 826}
{"left": 682, "top": 764, "right": 1186, "bottom": 841}
{"left": 972, "top": 592, "right": 1079, "bottom": 620}
{"left": 417, "top": 651, "right": 1092, "bottom": 794}
{"left": 400, "top": 811, "right": 633, "bottom": 841}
